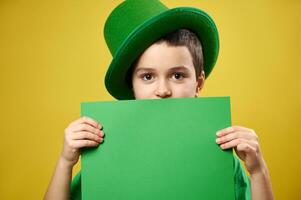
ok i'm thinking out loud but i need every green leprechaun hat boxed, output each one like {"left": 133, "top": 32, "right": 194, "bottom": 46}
{"left": 104, "top": 0, "right": 219, "bottom": 100}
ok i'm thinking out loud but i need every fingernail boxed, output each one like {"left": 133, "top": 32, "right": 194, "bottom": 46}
{"left": 216, "top": 138, "right": 221, "bottom": 144}
{"left": 97, "top": 131, "right": 102, "bottom": 136}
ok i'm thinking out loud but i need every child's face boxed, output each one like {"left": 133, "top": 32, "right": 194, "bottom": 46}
{"left": 132, "top": 42, "right": 205, "bottom": 99}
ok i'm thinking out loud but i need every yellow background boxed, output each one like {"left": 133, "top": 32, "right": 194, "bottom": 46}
{"left": 0, "top": 0, "right": 300, "bottom": 199}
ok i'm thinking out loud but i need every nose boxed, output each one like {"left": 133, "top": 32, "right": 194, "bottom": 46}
{"left": 154, "top": 80, "right": 172, "bottom": 98}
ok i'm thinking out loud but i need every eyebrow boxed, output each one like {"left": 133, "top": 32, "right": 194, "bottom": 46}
{"left": 168, "top": 66, "right": 190, "bottom": 72}
{"left": 134, "top": 68, "right": 156, "bottom": 74}
{"left": 134, "top": 66, "right": 190, "bottom": 74}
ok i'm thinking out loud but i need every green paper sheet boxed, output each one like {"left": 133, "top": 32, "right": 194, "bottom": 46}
{"left": 81, "top": 97, "right": 234, "bottom": 200}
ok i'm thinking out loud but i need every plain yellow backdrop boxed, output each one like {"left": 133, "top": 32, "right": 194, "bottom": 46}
{"left": 0, "top": 0, "right": 300, "bottom": 199}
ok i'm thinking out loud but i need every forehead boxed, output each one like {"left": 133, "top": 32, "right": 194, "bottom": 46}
{"left": 134, "top": 42, "right": 194, "bottom": 71}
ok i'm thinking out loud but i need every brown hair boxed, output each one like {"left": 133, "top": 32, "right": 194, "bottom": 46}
{"left": 127, "top": 29, "right": 204, "bottom": 86}
{"left": 154, "top": 29, "right": 204, "bottom": 78}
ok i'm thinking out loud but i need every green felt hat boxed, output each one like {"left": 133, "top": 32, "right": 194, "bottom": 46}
{"left": 104, "top": 0, "right": 219, "bottom": 100}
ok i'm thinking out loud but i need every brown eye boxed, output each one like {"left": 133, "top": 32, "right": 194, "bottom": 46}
{"left": 142, "top": 73, "right": 153, "bottom": 81}
{"left": 172, "top": 72, "right": 185, "bottom": 80}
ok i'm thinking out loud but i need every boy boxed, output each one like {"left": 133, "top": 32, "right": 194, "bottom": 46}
{"left": 44, "top": 0, "right": 274, "bottom": 199}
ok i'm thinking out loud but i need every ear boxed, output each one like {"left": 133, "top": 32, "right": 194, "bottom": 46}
{"left": 195, "top": 70, "right": 205, "bottom": 97}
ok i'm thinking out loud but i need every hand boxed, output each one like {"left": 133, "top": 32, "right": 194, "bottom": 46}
{"left": 216, "top": 126, "right": 265, "bottom": 175}
{"left": 60, "top": 116, "right": 104, "bottom": 167}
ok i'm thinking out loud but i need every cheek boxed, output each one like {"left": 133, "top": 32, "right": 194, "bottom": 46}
{"left": 132, "top": 81, "right": 154, "bottom": 99}
{"left": 172, "top": 81, "right": 197, "bottom": 97}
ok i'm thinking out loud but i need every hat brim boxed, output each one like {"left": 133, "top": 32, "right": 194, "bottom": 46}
{"left": 105, "top": 7, "right": 219, "bottom": 100}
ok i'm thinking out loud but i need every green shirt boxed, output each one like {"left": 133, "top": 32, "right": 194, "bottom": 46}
{"left": 70, "top": 155, "right": 250, "bottom": 200}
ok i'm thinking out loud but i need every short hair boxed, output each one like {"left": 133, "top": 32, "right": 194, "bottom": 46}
{"left": 127, "top": 29, "right": 204, "bottom": 87}
{"left": 154, "top": 29, "right": 204, "bottom": 78}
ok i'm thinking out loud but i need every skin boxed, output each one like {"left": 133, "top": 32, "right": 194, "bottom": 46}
{"left": 132, "top": 42, "right": 205, "bottom": 99}
{"left": 44, "top": 42, "right": 274, "bottom": 200}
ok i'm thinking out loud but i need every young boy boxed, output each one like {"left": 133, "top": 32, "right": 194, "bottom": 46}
{"left": 44, "top": 1, "right": 274, "bottom": 199}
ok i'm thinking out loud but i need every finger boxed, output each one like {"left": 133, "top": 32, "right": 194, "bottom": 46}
{"left": 216, "top": 125, "right": 252, "bottom": 137}
{"left": 70, "top": 116, "right": 102, "bottom": 129}
{"left": 216, "top": 131, "right": 254, "bottom": 144}
{"left": 71, "top": 131, "right": 104, "bottom": 142}
{"left": 73, "top": 123, "right": 102, "bottom": 136}
{"left": 220, "top": 138, "right": 250, "bottom": 150}
{"left": 72, "top": 140, "right": 102, "bottom": 148}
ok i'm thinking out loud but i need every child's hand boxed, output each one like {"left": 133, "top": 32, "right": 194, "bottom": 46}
{"left": 60, "top": 116, "right": 104, "bottom": 167}
{"left": 216, "top": 126, "right": 265, "bottom": 175}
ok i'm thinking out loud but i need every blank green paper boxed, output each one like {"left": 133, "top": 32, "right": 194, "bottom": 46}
{"left": 81, "top": 97, "right": 234, "bottom": 200}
